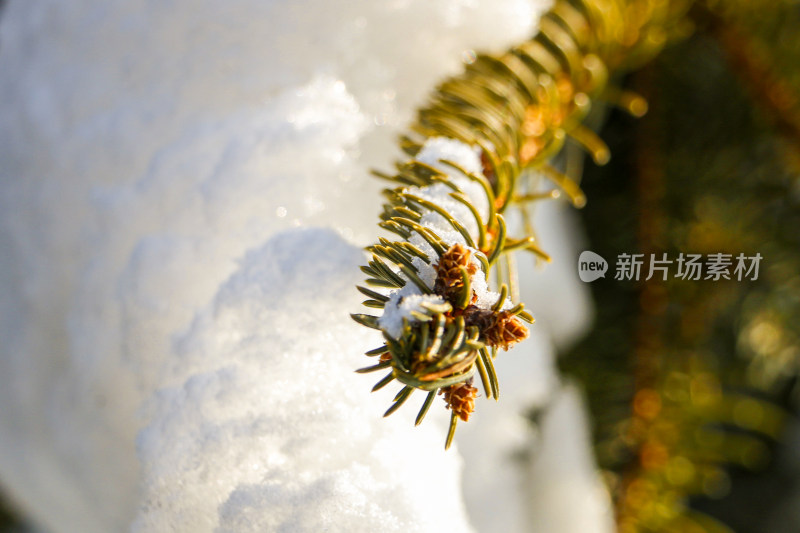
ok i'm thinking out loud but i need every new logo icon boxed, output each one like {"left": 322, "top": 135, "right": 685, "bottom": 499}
{"left": 578, "top": 251, "right": 608, "bottom": 282}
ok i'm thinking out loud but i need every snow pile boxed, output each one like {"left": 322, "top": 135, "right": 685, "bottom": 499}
{"left": 133, "top": 228, "right": 473, "bottom": 533}
{"left": 379, "top": 293, "right": 447, "bottom": 339}
{"left": 0, "top": 0, "right": 612, "bottom": 531}
{"left": 416, "top": 137, "right": 486, "bottom": 176}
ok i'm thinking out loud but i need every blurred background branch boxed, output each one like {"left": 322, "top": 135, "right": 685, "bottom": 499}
{"left": 559, "top": 1, "right": 800, "bottom": 531}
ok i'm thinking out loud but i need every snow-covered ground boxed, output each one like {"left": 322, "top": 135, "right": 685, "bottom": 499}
{"left": 0, "top": 1, "right": 610, "bottom": 531}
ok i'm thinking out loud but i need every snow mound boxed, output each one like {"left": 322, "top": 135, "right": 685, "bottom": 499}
{"left": 133, "top": 228, "right": 473, "bottom": 533}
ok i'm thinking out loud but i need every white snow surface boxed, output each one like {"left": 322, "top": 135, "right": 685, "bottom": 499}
{"left": 132, "top": 228, "right": 474, "bottom": 533}
{"left": 415, "top": 136, "right": 485, "bottom": 177}
{"left": 0, "top": 0, "right": 610, "bottom": 532}
{"left": 379, "top": 291, "right": 447, "bottom": 339}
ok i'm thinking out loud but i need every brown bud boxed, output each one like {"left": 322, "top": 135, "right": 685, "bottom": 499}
{"left": 441, "top": 381, "right": 479, "bottom": 422}
{"left": 483, "top": 311, "right": 529, "bottom": 350}
{"left": 433, "top": 243, "right": 477, "bottom": 304}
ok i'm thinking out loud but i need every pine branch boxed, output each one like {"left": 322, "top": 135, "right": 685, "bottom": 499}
{"left": 353, "top": 0, "right": 690, "bottom": 449}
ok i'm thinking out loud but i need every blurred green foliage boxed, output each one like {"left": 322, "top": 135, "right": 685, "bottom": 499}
{"left": 559, "top": 1, "right": 800, "bottom": 531}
